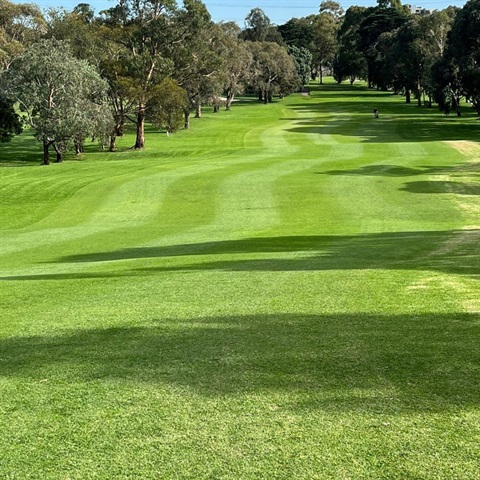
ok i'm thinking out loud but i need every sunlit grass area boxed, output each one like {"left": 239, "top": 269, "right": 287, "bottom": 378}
{"left": 1, "top": 81, "right": 479, "bottom": 478}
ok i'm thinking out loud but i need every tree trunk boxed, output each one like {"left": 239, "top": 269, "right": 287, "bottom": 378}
{"left": 109, "top": 135, "right": 117, "bottom": 152}
{"left": 195, "top": 99, "right": 202, "bottom": 118}
{"left": 454, "top": 95, "right": 461, "bottom": 116}
{"left": 184, "top": 109, "right": 190, "bottom": 129}
{"left": 258, "top": 90, "right": 263, "bottom": 102}
{"left": 134, "top": 103, "right": 146, "bottom": 149}
{"left": 405, "top": 89, "right": 411, "bottom": 104}
{"left": 42, "top": 139, "right": 50, "bottom": 165}
{"left": 319, "top": 65, "right": 323, "bottom": 85}
{"left": 53, "top": 143, "right": 64, "bottom": 163}
{"left": 225, "top": 92, "right": 234, "bottom": 110}
{"left": 74, "top": 140, "right": 84, "bottom": 155}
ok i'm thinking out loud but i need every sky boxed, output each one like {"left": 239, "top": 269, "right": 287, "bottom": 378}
{"left": 14, "top": 0, "right": 468, "bottom": 26}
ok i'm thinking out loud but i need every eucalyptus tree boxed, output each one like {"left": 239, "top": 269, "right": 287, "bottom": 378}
{"left": 242, "top": 8, "right": 271, "bottom": 42}
{"left": 216, "top": 23, "right": 252, "bottom": 110}
{"left": 247, "top": 41, "right": 299, "bottom": 103}
{"left": 358, "top": 6, "right": 408, "bottom": 88}
{"left": 148, "top": 78, "right": 188, "bottom": 133}
{"left": 334, "top": 6, "right": 368, "bottom": 84}
{"left": 313, "top": 1, "right": 343, "bottom": 84}
{"left": 393, "top": 10, "right": 455, "bottom": 106}
{"left": 278, "top": 17, "right": 315, "bottom": 51}
{"left": 172, "top": 0, "right": 224, "bottom": 127}
{"left": 0, "top": 0, "right": 46, "bottom": 70}
{"left": 2, "top": 39, "right": 111, "bottom": 164}
{"left": 442, "top": 0, "right": 480, "bottom": 115}
{"left": 99, "top": 0, "right": 178, "bottom": 149}
{"left": 45, "top": 4, "right": 99, "bottom": 63}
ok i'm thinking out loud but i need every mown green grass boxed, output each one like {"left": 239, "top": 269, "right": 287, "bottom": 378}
{"left": 1, "top": 82, "right": 480, "bottom": 479}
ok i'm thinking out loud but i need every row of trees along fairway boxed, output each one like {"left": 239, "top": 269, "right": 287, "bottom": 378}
{"left": 3, "top": 0, "right": 480, "bottom": 164}
{"left": 0, "top": 0, "right": 300, "bottom": 164}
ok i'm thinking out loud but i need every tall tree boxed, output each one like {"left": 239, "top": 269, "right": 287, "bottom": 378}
{"left": 278, "top": 17, "right": 315, "bottom": 51}
{"left": 443, "top": 0, "right": 480, "bottom": 114}
{"left": 148, "top": 78, "right": 188, "bottom": 134}
{"left": 172, "top": 0, "right": 224, "bottom": 127}
{"left": 313, "top": 1, "right": 343, "bottom": 84}
{"left": 217, "top": 24, "right": 252, "bottom": 110}
{"left": 358, "top": 7, "right": 407, "bottom": 88}
{"left": 0, "top": 0, "right": 46, "bottom": 70}
{"left": 247, "top": 41, "right": 299, "bottom": 103}
{"left": 334, "top": 6, "right": 368, "bottom": 84}
{"left": 100, "top": 0, "right": 177, "bottom": 149}
{"left": 288, "top": 45, "right": 312, "bottom": 86}
{"left": 242, "top": 8, "right": 271, "bottom": 42}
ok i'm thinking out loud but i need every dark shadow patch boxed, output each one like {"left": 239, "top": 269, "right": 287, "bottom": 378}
{"left": 401, "top": 181, "right": 480, "bottom": 195}
{"left": 0, "top": 313, "right": 479, "bottom": 413}
{"left": 30, "top": 229, "right": 480, "bottom": 279}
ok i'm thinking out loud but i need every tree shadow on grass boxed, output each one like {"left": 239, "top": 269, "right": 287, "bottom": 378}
{"left": 285, "top": 115, "right": 480, "bottom": 143}
{"left": 319, "top": 164, "right": 480, "bottom": 178}
{"left": 401, "top": 181, "right": 480, "bottom": 195}
{"left": 0, "top": 312, "right": 479, "bottom": 413}
{"left": 4, "top": 229, "right": 472, "bottom": 280}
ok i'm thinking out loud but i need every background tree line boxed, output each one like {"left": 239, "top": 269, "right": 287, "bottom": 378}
{"left": 1, "top": 0, "right": 480, "bottom": 164}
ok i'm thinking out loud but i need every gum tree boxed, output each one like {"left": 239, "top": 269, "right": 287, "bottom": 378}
{"left": 2, "top": 39, "right": 111, "bottom": 164}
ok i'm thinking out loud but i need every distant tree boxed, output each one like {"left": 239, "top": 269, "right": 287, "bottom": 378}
{"left": 0, "top": 95, "right": 22, "bottom": 142}
{"left": 149, "top": 78, "right": 188, "bottom": 134}
{"left": 444, "top": 0, "right": 480, "bottom": 115}
{"left": 2, "top": 39, "right": 111, "bottom": 164}
{"left": 278, "top": 17, "right": 315, "bottom": 51}
{"left": 217, "top": 25, "right": 252, "bottom": 110}
{"left": 173, "top": 1, "right": 224, "bottom": 127}
{"left": 288, "top": 45, "right": 312, "bottom": 86}
{"left": 334, "top": 6, "right": 368, "bottom": 84}
{"left": 320, "top": 0, "right": 344, "bottom": 20}
{"left": 99, "top": 0, "right": 178, "bottom": 149}
{"left": 247, "top": 41, "right": 299, "bottom": 103}
{"left": 313, "top": 2, "right": 343, "bottom": 84}
{"left": 72, "top": 3, "right": 95, "bottom": 23}
{"left": 45, "top": 5, "right": 100, "bottom": 63}
{"left": 242, "top": 8, "right": 271, "bottom": 42}
{"left": 358, "top": 7, "right": 407, "bottom": 88}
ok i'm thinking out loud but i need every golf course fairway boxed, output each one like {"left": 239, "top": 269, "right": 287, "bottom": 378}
{"left": 1, "top": 81, "right": 479, "bottom": 478}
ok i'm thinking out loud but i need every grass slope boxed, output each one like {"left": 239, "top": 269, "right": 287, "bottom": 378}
{"left": 1, "top": 82, "right": 480, "bottom": 479}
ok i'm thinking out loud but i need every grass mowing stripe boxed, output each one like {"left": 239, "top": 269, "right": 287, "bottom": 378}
{"left": 0, "top": 80, "right": 479, "bottom": 479}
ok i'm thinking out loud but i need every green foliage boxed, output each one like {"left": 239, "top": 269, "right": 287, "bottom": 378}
{"left": 288, "top": 45, "right": 312, "bottom": 86}
{"left": 247, "top": 41, "right": 299, "bottom": 102}
{"left": 148, "top": 78, "right": 188, "bottom": 133}
{"left": 446, "top": 0, "right": 480, "bottom": 114}
{"left": 242, "top": 8, "right": 271, "bottom": 42}
{"left": 2, "top": 38, "right": 111, "bottom": 163}
{"left": 357, "top": 7, "right": 408, "bottom": 87}
{"left": 278, "top": 17, "right": 315, "bottom": 51}
{"left": 0, "top": 94, "right": 22, "bottom": 141}
{"left": 312, "top": 5, "right": 342, "bottom": 83}
{"left": 0, "top": 0, "right": 46, "bottom": 70}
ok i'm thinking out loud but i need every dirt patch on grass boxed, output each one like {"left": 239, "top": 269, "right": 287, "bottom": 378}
{"left": 445, "top": 140, "right": 480, "bottom": 157}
